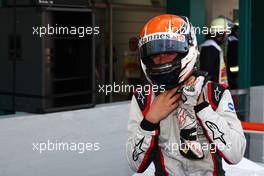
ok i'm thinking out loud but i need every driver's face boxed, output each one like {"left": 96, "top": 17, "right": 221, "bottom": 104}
{"left": 152, "top": 53, "right": 178, "bottom": 65}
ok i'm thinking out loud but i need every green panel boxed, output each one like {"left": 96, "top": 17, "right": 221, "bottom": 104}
{"left": 238, "top": 0, "right": 251, "bottom": 88}
{"left": 190, "top": 0, "right": 205, "bottom": 44}
{"left": 167, "top": 0, "right": 190, "bottom": 17}
{"left": 0, "top": 111, "right": 13, "bottom": 116}
{"left": 250, "top": 0, "right": 264, "bottom": 86}
{"left": 167, "top": 0, "right": 205, "bottom": 44}
{"left": 0, "top": 0, "right": 5, "bottom": 7}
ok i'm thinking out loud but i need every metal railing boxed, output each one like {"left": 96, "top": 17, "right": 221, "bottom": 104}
{"left": 230, "top": 88, "right": 250, "bottom": 122}
{"left": 231, "top": 88, "right": 264, "bottom": 134}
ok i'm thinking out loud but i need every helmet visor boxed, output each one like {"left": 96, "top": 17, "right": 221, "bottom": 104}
{"left": 139, "top": 39, "right": 189, "bottom": 62}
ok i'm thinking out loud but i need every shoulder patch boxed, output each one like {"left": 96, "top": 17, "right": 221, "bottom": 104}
{"left": 133, "top": 85, "right": 152, "bottom": 115}
{"left": 207, "top": 82, "right": 227, "bottom": 110}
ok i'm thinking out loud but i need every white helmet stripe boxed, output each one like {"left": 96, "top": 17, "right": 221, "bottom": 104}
{"left": 144, "top": 24, "right": 148, "bottom": 37}
{"left": 168, "top": 18, "right": 172, "bottom": 33}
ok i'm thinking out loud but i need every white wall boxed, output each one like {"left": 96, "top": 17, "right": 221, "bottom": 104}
{"left": 249, "top": 86, "right": 264, "bottom": 162}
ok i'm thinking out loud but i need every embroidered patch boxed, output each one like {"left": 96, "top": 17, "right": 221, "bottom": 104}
{"left": 175, "top": 107, "right": 196, "bottom": 129}
{"left": 132, "top": 137, "right": 145, "bottom": 161}
{"left": 205, "top": 121, "right": 226, "bottom": 145}
{"left": 228, "top": 102, "right": 235, "bottom": 111}
{"left": 134, "top": 86, "right": 150, "bottom": 112}
{"left": 208, "top": 82, "right": 227, "bottom": 110}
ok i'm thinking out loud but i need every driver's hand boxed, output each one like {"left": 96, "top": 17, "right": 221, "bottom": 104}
{"left": 145, "top": 87, "right": 181, "bottom": 124}
{"left": 181, "top": 76, "right": 205, "bottom": 106}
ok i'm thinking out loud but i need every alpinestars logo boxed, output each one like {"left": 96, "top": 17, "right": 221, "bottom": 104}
{"left": 139, "top": 32, "right": 186, "bottom": 47}
{"left": 205, "top": 121, "right": 226, "bottom": 145}
{"left": 132, "top": 137, "right": 145, "bottom": 161}
{"left": 214, "top": 86, "right": 221, "bottom": 101}
{"left": 137, "top": 91, "right": 145, "bottom": 104}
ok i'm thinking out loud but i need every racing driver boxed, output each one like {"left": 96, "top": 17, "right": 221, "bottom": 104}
{"left": 126, "top": 14, "right": 246, "bottom": 176}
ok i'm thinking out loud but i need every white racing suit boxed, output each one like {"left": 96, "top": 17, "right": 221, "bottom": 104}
{"left": 126, "top": 77, "right": 246, "bottom": 176}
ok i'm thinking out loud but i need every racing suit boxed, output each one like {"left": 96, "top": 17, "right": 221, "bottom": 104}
{"left": 126, "top": 78, "right": 246, "bottom": 176}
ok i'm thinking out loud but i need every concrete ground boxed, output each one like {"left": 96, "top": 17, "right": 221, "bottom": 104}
{"left": 0, "top": 101, "right": 263, "bottom": 176}
{"left": 0, "top": 102, "right": 133, "bottom": 176}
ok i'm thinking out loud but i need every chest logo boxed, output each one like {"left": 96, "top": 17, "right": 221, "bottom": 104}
{"left": 137, "top": 92, "right": 145, "bottom": 104}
